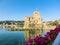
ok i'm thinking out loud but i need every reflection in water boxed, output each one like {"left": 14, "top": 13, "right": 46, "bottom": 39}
{"left": 0, "top": 26, "right": 25, "bottom": 45}
{"left": 0, "top": 26, "right": 57, "bottom": 45}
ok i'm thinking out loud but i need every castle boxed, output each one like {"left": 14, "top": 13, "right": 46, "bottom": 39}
{"left": 24, "top": 11, "right": 56, "bottom": 30}
{"left": 24, "top": 11, "right": 43, "bottom": 29}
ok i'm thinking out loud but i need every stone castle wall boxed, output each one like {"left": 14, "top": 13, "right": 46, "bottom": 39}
{"left": 24, "top": 11, "right": 42, "bottom": 29}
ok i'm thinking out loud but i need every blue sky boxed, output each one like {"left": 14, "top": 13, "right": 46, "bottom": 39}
{"left": 0, "top": 0, "right": 60, "bottom": 21}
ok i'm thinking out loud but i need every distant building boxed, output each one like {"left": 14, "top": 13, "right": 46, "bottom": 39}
{"left": 58, "top": 20, "right": 60, "bottom": 24}
{"left": 24, "top": 11, "right": 43, "bottom": 29}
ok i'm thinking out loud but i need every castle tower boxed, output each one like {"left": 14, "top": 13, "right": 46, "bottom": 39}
{"left": 24, "top": 16, "right": 30, "bottom": 28}
{"left": 33, "top": 11, "right": 40, "bottom": 19}
{"left": 33, "top": 11, "right": 42, "bottom": 29}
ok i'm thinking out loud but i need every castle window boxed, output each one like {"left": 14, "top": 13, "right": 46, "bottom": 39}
{"left": 29, "top": 18, "right": 30, "bottom": 21}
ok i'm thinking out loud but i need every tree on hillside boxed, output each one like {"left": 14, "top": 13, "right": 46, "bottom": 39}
{"left": 49, "top": 20, "right": 58, "bottom": 26}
